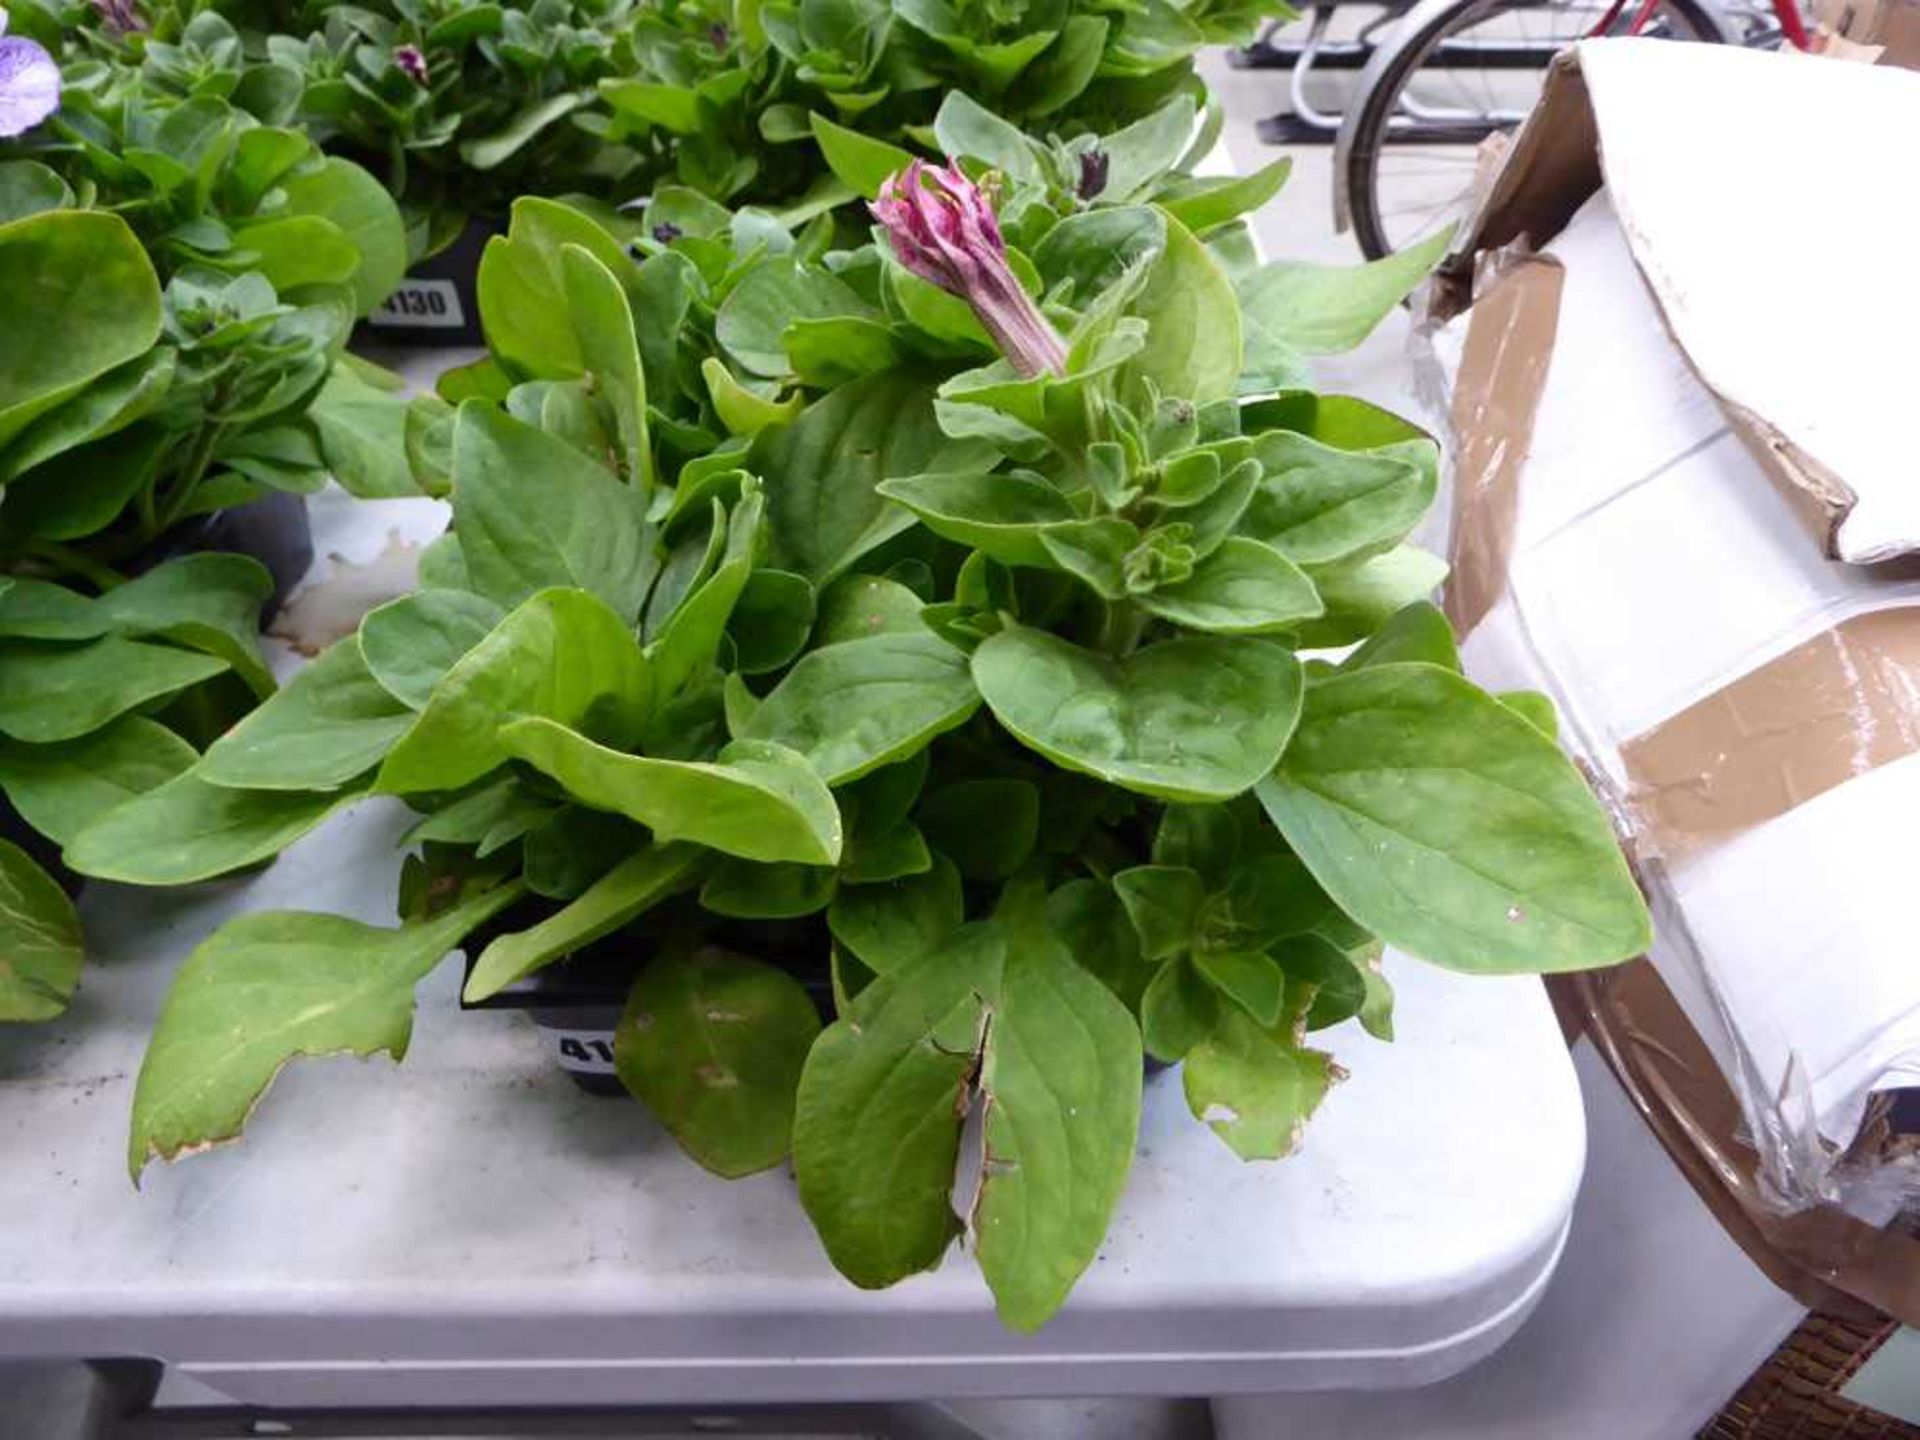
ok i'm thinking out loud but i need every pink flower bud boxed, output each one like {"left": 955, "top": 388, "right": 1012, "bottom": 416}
{"left": 393, "top": 44, "right": 428, "bottom": 86}
{"left": 872, "top": 160, "right": 1067, "bottom": 380}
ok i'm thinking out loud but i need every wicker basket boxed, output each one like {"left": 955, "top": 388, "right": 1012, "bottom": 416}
{"left": 1702, "top": 1313, "right": 1917, "bottom": 1440}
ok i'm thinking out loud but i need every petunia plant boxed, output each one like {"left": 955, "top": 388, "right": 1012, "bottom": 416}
{"left": 110, "top": 159, "right": 1647, "bottom": 1330}
{"left": 0, "top": 22, "right": 429, "bottom": 1022}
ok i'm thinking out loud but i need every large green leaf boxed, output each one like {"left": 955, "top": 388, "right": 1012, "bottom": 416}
{"left": 973, "top": 883, "right": 1141, "bottom": 1332}
{"left": 561, "top": 244, "right": 652, "bottom": 492}
{"left": 0, "top": 348, "right": 176, "bottom": 488}
{"left": 875, "top": 470, "right": 1078, "bottom": 569}
{"left": 98, "top": 554, "right": 275, "bottom": 699}
{"left": 743, "top": 631, "right": 980, "bottom": 785}
{"left": 64, "top": 772, "right": 366, "bottom": 885}
{"left": 449, "top": 403, "right": 655, "bottom": 621}
{"left": 128, "top": 884, "right": 518, "bottom": 1178}
{"left": 1237, "top": 225, "right": 1450, "bottom": 358}
{"left": 475, "top": 196, "right": 638, "bottom": 381}
{"left": 808, "top": 112, "right": 915, "bottom": 199}
{"left": 0, "top": 717, "right": 196, "bottom": 846}
{"left": 1123, "top": 208, "right": 1240, "bottom": 406}
{"left": 377, "top": 588, "right": 651, "bottom": 796}
{"left": 972, "top": 626, "right": 1302, "bottom": 802}
{"left": 357, "top": 589, "right": 506, "bottom": 710}
{"left": 308, "top": 360, "right": 422, "bottom": 500}
{"left": 1245, "top": 432, "right": 1435, "bottom": 567}
{"left": 277, "top": 157, "right": 408, "bottom": 316}
{"left": 0, "top": 839, "right": 83, "bottom": 1023}
{"left": 614, "top": 944, "right": 822, "bottom": 1178}
{"left": 463, "top": 842, "right": 707, "bottom": 1001}
{"left": 1257, "top": 663, "right": 1651, "bottom": 974}
{"left": 793, "top": 924, "right": 1001, "bottom": 1288}
{"left": 716, "top": 257, "right": 877, "bottom": 380}
{"left": 0, "top": 211, "right": 162, "bottom": 450}
{"left": 201, "top": 637, "right": 412, "bottom": 791}
{"left": 932, "top": 92, "right": 1042, "bottom": 184}
{"left": 753, "top": 372, "right": 995, "bottom": 582}
{"left": 0, "top": 637, "right": 228, "bottom": 743}
{"left": 1294, "top": 545, "right": 1448, "bottom": 649}
{"left": 500, "top": 720, "right": 843, "bottom": 866}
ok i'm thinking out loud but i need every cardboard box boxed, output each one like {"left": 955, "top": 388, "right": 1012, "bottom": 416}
{"left": 1432, "top": 39, "right": 1920, "bottom": 1324}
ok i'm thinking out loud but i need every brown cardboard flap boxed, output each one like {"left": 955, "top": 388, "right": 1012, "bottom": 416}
{"left": 1444, "top": 254, "right": 1564, "bottom": 638}
{"left": 1621, "top": 608, "right": 1920, "bottom": 861}
{"left": 1557, "top": 962, "right": 1920, "bottom": 1327}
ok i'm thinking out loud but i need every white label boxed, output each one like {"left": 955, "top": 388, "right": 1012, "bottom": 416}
{"left": 549, "top": 1029, "right": 617, "bottom": 1076}
{"left": 369, "top": 278, "right": 465, "bottom": 330}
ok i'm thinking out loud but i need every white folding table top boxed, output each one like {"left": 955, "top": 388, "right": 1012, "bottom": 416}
{"left": 0, "top": 355, "right": 1588, "bottom": 1411}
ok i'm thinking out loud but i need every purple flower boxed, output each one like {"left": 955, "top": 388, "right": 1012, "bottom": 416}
{"left": 0, "top": 15, "right": 59, "bottom": 140}
{"left": 91, "top": 0, "right": 144, "bottom": 35}
{"left": 393, "top": 43, "right": 428, "bottom": 86}
{"left": 872, "top": 160, "right": 1067, "bottom": 380}
{"left": 1077, "top": 149, "right": 1109, "bottom": 201}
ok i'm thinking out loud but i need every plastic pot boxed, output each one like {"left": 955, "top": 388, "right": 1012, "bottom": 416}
{"left": 357, "top": 218, "right": 502, "bottom": 349}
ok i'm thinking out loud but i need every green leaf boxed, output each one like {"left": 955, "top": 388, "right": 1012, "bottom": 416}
{"left": 973, "top": 882, "right": 1141, "bottom": 1332}
{"left": 973, "top": 626, "right": 1302, "bottom": 802}
{"left": 700, "top": 859, "right": 838, "bottom": 919}
{"left": 1500, "top": 690, "right": 1559, "bottom": 738}
{"left": 1112, "top": 865, "right": 1204, "bottom": 961}
{"left": 916, "top": 778, "right": 1038, "bottom": 881}
{"left": 464, "top": 842, "right": 708, "bottom": 1001}
{"left": 200, "top": 638, "right": 412, "bottom": 792}
{"left": 1005, "top": 14, "right": 1107, "bottom": 116}
{"left": 1257, "top": 663, "right": 1651, "bottom": 974}
{"left": 813, "top": 573, "right": 925, "bottom": 645}
{"left": 1136, "top": 537, "right": 1321, "bottom": 635}
{"left": 827, "top": 852, "right": 962, "bottom": 975}
{"left": 0, "top": 717, "right": 196, "bottom": 846}
{"left": 449, "top": 403, "right": 655, "bottom": 621}
{"left": 745, "top": 631, "right": 980, "bottom": 785}
{"left": 0, "top": 349, "right": 176, "bottom": 488}
{"left": 0, "top": 160, "right": 70, "bottom": 223}
{"left": 358, "top": 590, "right": 507, "bottom": 710}
{"left": 0, "top": 637, "right": 227, "bottom": 744}
{"left": 755, "top": 372, "right": 995, "bottom": 582}
{"left": 308, "top": 361, "right": 421, "bottom": 500}
{"left": 377, "top": 588, "right": 651, "bottom": 796}
{"left": 476, "top": 197, "right": 637, "bottom": 381}
{"left": 402, "top": 776, "right": 555, "bottom": 854}
{"left": 1276, "top": 933, "right": 1368, "bottom": 1032}
{"left": 501, "top": 720, "right": 843, "bottom": 866}
{"left": 460, "top": 90, "right": 590, "bottom": 170}
{"left": 599, "top": 79, "right": 705, "bottom": 133}
{"left": 615, "top": 943, "right": 823, "bottom": 1178}
{"left": 278, "top": 157, "right": 408, "bottom": 316}
{"left": 717, "top": 257, "right": 877, "bottom": 380}
{"left": 1238, "top": 225, "right": 1451, "bottom": 357}
{"left": 1045, "top": 878, "right": 1149, "bottom": 1011}
{"left": 1337, "top": 600, "right": 1459, "bottom": 674}
{"left": 876, "top": 470, "right": 1077, "bottom": 569}
{"left": 227, "top": 215, "right": 361, "bottom": 294}
{"left": 1193, "top": 948, "right": 1286, "bottom": 1027}
{"left": 65, "top": 771, "right": 365, "bottom": 886}
{"left": 727, "top": 569, "right": 816, "bottom": 674}
{"left": 98, "top": 554, "right": 275, "bottom": 700}
{"left": 1183, "top": 1001, "right": 1339, "bottom": 1161}
{"left": 1246, "top": 432, "right": 1434, "bottom": 567}
{"left": 0, "top": 840, "right": 83, "bottom": 1023}
{"left": 808, "top": 111, "right": 915, "bottom": 199}
{"left": 1294, "top": 546, "right": 1448, "bottom": 649}
{"left": 1123, "top": 208, "right": 1241, "bottom": 407}
{"left": 933, "top": 92, "right": 1042, "bottom": 184}
{"left": 1152, "top": 802, "right": 1241, "bottom": 880}
{"left": 0, "top": 211, "right": 161, "bottom": 450}
{"left": 128, "top": 885, "right": 516, "bottom": 1178}
{"left": 785, "top": 316, "right": 902, "bottom": 387}
{"left": 561, "top": 244, "right": 653, "bottom": 492}
{"left": 793, "top": 925, "right": 1000, "bottom": 1288}
{"left": 647, "top": 490, "right": 762, "bottom": 701}
{"left": 1030, "top": 206, "right": 1164, "bottom": 302}
{"left": 1159, "top": 156, "right": 1292, "bottom": 233}
{"left": 1140, "top": 955, "right": 1219, "bottom": 1062}
{"left": 1101, "top": 96, "right": 1200, "bottom": 203}
{"left": 702, "top": 358, "right": 802, "bottom": 440}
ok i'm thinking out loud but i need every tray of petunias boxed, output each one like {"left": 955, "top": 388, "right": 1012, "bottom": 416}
{"left": 0, "top": 10, "right": 425, "bottom": 1023}
{"left": 98, "top": 150, "right": 1648, "bottom": 1331}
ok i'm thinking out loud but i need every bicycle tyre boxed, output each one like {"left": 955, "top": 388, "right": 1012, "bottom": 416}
{"left": 1344, "top": 0, "right": 1732, "bottom": 259}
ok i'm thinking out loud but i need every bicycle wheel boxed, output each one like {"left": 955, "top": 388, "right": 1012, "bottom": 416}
{"left": 1343, "top": 0, "right": 1732, "bottom": 259}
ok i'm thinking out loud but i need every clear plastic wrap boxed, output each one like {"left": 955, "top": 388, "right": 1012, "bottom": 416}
{"left": 1425, "top": 183, "right": 1920, "bottom": 1320}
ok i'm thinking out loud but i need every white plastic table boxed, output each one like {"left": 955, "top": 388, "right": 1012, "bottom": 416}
{"left": 0, "top": 362, "right": 1588, "bottom": 1419}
